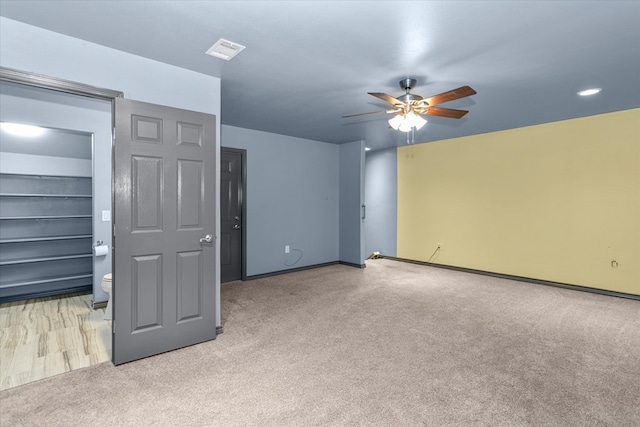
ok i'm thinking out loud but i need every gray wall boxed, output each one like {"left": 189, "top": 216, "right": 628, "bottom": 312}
{"left": 0, "top": 153, "right": 92, "bottom": 177}
{"left": 1, "top": 17, "right": 222, "bottom": 325}
{"left": 364, "top": 147, "right": 397, "bottom": 257}
{"left": 222, "top": 125, "right": 339, "bottom": 276}
{"left": 339, "top": 140, "right": 365, "bottom": 266}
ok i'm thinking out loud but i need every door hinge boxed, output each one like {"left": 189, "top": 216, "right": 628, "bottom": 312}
{"left": 112, "top": 321, "right": 115, "bottom": 334}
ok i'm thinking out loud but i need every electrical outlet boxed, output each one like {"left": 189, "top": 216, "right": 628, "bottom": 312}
{"left": 437, "top": 243, "right": 444, "bottom": 251}
{"left": 285, "top": 245, "right": 290, "bottom": 254}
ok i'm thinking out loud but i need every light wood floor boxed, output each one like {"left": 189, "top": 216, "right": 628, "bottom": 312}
{"left": 0, "top": 292, "right": 111, "bottom": 391}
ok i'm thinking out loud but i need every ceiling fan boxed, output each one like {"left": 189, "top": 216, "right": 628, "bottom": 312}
{"left": 343, "top": 78, "right": 477, "bottom": 132}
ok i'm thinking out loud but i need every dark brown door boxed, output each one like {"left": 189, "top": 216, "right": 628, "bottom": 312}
{"left": 113, "top": 98, "right": 217, "bottom": 365}
{"left": 220, "top": 148, "right": 244, "bottom": 282}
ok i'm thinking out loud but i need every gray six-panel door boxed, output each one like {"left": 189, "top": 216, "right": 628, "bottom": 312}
{"left": 113, "top": 98, "right": 217, "bottom": 365}
{"left": 220, "top": 148, "right": 243, "bottom": 282}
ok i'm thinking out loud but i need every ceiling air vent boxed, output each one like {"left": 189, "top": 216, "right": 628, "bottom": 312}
{"left": 205, "top": 39, "right": 246, "bottom": 61}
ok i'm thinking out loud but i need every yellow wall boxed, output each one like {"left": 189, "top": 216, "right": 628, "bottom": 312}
{"left": 397, "top": 109, "right": 640, "bottom": 295}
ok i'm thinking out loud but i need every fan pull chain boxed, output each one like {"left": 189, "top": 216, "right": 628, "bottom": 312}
{"left": 407, "top": 128, "right": 415, "bottom": 145}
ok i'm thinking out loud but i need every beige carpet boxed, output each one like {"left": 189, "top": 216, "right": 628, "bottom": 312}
{"left": 1, "top": 259, "right": 639, "bottom": 426}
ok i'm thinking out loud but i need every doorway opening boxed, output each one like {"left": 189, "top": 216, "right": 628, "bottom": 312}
{"left": 0, "top": 125, "right": 111, "bottom": 390}
{"left": 0, "top": 71, "right": 118, "bottom": 390}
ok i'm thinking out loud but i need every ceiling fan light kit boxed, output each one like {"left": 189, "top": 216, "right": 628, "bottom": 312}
{"left": 389, "top": 111, "right": 427, "bottom": 132}
{"left": 344, "top": 78, "right": 477, "bottom": 137}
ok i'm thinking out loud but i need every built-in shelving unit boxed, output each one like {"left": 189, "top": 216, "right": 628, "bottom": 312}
{"left": 0, "top": 173, "right": 93, "bottom": 303}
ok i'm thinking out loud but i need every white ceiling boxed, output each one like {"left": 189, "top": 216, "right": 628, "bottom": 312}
{"left": 1, "top": 1, "right": 639, "bottom": 150}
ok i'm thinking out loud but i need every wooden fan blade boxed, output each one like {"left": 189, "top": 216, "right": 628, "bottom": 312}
{"left": 424, "top": 86, "right": 476, "bottom": 106}
{"left": 342, "top": 110, "right": 388, "bottom": 118}
{"left": 368, "top": 92, "right": 403, "bottom": 106}
{"left": 425, "top": 106, "right": 469, "bottom": 119}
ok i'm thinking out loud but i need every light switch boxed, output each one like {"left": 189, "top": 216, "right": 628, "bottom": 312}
{"left": 102, "top": 210, "right": 111, "bottom": 221}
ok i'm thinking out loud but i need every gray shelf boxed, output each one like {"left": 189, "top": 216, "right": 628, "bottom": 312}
{"left": 0, "top": 193, "right": 92, "bottom": 198}
{"left": 0, "top": 253, "right": 93, "bottom": 266}
{"left": 0, "top": 173, "right": 94, "bottom": 303}
{"left": 1, "top": 215, "right": 92, "bottom": 220}
{"left": 0, "top": 273, "right": 94, "bottom": 288}
{"left": 0, "top": 274, "right": 93, "bottom": 302}
{"left": 0, "top": 234, "right": 92, "bottom": 244}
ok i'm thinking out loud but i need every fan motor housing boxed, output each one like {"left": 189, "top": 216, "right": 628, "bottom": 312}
{"left": 399, "top": 78, "right": 417, "bottom": 91}
{"left": 397, "top": 93, "right": 423, "bottom": 102}
{"left": 397, "top": 78, "right": 423, "bottom": 102}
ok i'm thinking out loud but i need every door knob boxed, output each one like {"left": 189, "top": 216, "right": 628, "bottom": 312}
{"left": 232, "top": 224, "right": 241, "bottom": 230}
{"left": 199, "top": 234, "right": 213, "bottom": 243}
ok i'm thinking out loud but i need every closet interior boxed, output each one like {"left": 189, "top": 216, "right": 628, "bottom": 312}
{"left": 0, "top": 125, "right": 94, "bottom": 304}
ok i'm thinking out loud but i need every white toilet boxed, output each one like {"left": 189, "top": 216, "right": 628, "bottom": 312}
{"left": 101, "top": 273, "right": 113, "bottom": 321}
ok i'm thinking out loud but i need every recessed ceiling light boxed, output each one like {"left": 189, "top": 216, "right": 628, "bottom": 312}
{"left": 0, "top": 122, "right": 45, "bottom": 137}
{"left": 365, "top": 147, "right": 372, "bottom": 151}
{"left": 205, "top": 38, "right": 246, "bottom": 61}
{"left": 577, "top": 88, "right": 602, "bottom": 96}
